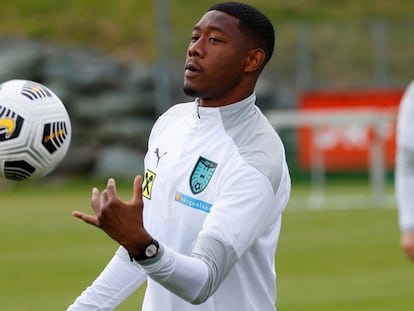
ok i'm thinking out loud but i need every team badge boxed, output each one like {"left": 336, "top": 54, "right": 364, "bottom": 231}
{"left": 190, "top": 156, "right": 217, "bottom": 194}
{"left": 143, "top": 169, "right": 156, "bottom": 199}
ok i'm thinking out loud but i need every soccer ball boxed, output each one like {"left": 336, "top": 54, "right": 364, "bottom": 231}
{"left": 0, "top": 79, "right": 71, "bottom": 181}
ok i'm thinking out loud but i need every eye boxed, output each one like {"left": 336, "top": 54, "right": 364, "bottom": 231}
{"left": 209, "top": 37, "right": 221, "bottom": 43}
{"left": 191, "top": 35, "right": 199, "bottom": 43}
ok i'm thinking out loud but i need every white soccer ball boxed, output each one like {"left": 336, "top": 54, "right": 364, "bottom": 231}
{"left": 0, "top": 79, "right": 71, "bottom": 181}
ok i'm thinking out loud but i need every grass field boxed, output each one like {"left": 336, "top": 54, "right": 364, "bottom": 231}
{"left": 1, "top": 177, "right": 413, "bottom": 310}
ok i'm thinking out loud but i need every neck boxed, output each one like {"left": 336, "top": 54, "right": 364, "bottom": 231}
{"left": 199, "top": 92, "right": 255, "bottom": 108}
{"left": 198, "top": 92, "right": 255, "bottom": 108}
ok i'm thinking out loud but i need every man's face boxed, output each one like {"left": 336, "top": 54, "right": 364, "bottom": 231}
{"left": 183, "top": 10, "right": 251, "bottom": 104}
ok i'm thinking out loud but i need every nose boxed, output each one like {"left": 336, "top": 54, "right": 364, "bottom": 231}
{"left": 187, "top": 39, "right": 204, "bottom": 58}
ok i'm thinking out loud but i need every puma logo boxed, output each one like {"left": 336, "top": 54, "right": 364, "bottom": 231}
{"left": 154, "top": 148, "right": 167, "bottom": 168}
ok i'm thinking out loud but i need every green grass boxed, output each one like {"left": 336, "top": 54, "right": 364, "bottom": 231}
{"left": 0, "top": 178, "right": 412, "bottom": 310}
{"left": 0, "top": 179, "right": 145, "bottom": 310}
{"left": 277, "top": 208, "right": 413, "bottom": 311}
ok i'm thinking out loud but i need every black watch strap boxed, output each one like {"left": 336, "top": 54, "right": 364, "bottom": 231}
{"left": 129, "top": 239, "right": 160, "bottom": 262}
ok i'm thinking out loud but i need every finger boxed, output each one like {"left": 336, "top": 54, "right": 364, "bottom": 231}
{"left": 132, "top": 175, "right": 143, "bottom": 203}
{"left": 105, "top": 178, "right": 119, "bottom": 200}
{"left": 100, "top": 189, "right": 109, "bottom": 208}
{"left": 90, "top": 187, "right": 101, "bottom": 214}
{"left": 72, "top": 211, "right": 100, "bottom": 227}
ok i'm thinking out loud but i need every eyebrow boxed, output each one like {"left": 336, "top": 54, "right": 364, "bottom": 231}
{"left": 192, "top": 24, "right": 228, "bottom": 34}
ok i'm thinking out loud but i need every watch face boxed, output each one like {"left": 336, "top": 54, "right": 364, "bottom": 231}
{"left": 145, "top": 243, "right": 158, "bottom": 258}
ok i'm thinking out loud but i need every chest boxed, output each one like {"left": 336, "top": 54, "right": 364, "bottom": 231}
{"left": 142, "top": 119, "right": 236, "bottom": 249}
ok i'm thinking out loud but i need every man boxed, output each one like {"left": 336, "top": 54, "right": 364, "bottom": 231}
{"left": 67, "top": 2, "right": 291, "bottom": 310}
{"left": 396, "top": 80, "right": 414, "bottom": 261}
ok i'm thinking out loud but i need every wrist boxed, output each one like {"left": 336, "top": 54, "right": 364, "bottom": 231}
{"left": 128, "top": 238, "right": 160, "bottom": 261}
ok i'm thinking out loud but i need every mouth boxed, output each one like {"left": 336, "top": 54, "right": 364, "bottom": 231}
{"left": 185, "top": 61, "right": 203, "bottom": 76}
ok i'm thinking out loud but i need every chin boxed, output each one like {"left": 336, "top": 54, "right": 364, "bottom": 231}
{"left": 183, "top": 84, "right": 199, "bottom": 98}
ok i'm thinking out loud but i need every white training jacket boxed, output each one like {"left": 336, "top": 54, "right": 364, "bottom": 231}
{"left": 396, "top": 80, "right": 414, "bottom": 231}
{"left": 67, "top": 93, "right": 291, "bottom": 311}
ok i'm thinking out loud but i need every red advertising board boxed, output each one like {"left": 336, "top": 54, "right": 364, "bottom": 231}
{"left": 298, "top": 89, "right": 404, "bottom": 171}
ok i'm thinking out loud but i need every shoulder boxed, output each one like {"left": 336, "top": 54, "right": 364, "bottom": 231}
{"left": 151, "top": 101, "right": 194, "bottom": 133}
{"left": 400, "top": 81, "right": 414, "bottom": 112}
{"left": 161, "top": 101, "right": 194, "bottom": 119}
{"left": 398, "top": 81, "right": 414, "bottom": 148}
{"left": 228, "top": 106, "right": 288, "bottom": 194}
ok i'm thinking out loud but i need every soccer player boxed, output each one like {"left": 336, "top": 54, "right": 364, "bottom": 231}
{"left": 395, "top": 80, "right": 414, "bottom": 261}
{"left": 67, "top": 2, "right": 291, "bottom": 310}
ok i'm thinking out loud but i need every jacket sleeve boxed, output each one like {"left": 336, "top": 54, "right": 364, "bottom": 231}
{"left": 66, "top": 247, "right": 147, "bottom": 311}
{"left": 396, "top": 81, "right": 414, "bottom": 231}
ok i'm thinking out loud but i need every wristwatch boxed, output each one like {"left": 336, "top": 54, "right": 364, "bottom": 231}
{"left": 129, "top": 239, "right": 160, "bottom": 262}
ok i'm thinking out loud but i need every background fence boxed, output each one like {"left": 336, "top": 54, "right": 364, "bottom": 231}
{"left": 163, "top": 18, "right": 414, "bottom": 109}
{"left": 267, "top": 107, "right": 397, "bottom": 208}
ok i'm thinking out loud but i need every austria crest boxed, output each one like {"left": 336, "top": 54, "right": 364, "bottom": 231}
{"left": 190, "top": 156, "right": 217, "bottom": 194}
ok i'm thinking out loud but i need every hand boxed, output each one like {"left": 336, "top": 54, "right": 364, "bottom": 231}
{"left": 401, "top": 231, "right": 414, "bottom": 261}
{"left": 72, "top": 175, "right": 152, "bottom": 257}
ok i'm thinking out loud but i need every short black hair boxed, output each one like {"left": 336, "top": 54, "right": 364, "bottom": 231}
{"left": 208, "top": 2, "right": 275, "bottom": 67}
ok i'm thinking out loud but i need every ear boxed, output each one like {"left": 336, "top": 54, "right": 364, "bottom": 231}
{"left": 244, "top": 48, "right": 266, "bottom": 73}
